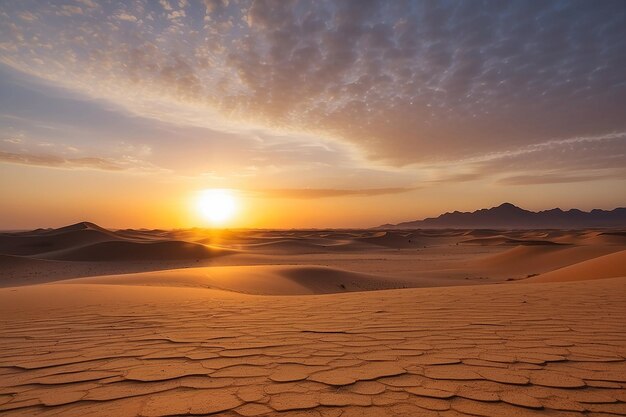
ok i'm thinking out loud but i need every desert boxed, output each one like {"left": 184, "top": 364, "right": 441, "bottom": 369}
{"left": 2, "top": 1, "right": 626, "bottom": 416}
{"left": 1, "top": 215, "right": 626, "bottom": 416}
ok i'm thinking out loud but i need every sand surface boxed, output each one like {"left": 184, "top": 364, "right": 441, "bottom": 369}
{"left": 1, "top": 224, "right": 625, "bottom": 416}
{"left": 1, "top": 278, "right": 625, "bottom": 416}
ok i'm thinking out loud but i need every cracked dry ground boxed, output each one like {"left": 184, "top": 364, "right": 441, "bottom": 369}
{"left": 1, "top": 278, "right": 625, "bottom": 417}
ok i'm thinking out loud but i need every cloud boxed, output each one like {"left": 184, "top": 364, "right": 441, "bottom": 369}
{"left": 17, "top": 11, "right": 37, "bottom": 21}
{"left": 497, "top": 171, "right": 624, "bottom": 186}
{"left": 476, "top": 133, "right": 626, "bottom": 180}
{"left": 159, "top": 0, "right": 173, "bottom": 11}
{"left": 0, "top": 150, "right": 123, "bottom": 171}
{"left": 2, "top": 2, "right": 625, "bottom": 158}
{"left": 0, "top": 0, "right": 624, "bottom": 187}
{"left": 115, "top": 12, "right": 137, "bottom": 22}
{"left": 3, "top": 138, "right": 22, "bottom": 144}
{"left": 57, "top": 5, "right": 83, "bottom": 16}
{"left": 418, "top": 132, "right": 626, "bottom": 185}
{"left": 256, "top": 187, "right": 416, "bottom": 199}
{"left": 76, "top": 0, "right": 99, "bottom": 8}
{"left": 167, "top": 10, "right": 186, "bottom": 20}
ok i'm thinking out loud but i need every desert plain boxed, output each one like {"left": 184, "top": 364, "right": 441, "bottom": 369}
{"left": 1, "top": 223, "right": 625, "bottom": 416}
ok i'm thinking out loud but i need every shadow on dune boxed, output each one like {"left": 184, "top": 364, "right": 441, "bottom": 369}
{"left": 38, "top": 240, "right": 235, "bottom": 261}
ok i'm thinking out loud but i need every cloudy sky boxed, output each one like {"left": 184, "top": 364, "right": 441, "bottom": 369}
{"left": 1, "top": 0, "right": 625, "bottom": 228}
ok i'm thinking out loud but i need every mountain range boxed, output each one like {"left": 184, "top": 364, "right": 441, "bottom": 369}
{"left": 378, "top": 203, "right": 626, "bottom": 229}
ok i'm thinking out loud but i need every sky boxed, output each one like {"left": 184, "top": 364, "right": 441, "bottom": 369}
{"left": 1, "top": 0, "right": 625, "bottom": 229}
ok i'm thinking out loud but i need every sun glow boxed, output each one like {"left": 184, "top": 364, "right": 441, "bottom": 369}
{"left": 196, "top": 189, "right": 238, "bottom": 225}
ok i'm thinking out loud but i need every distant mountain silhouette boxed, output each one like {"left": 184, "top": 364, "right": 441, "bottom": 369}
{"left": 378, "top": 203, "right": 626, "bottom": 229}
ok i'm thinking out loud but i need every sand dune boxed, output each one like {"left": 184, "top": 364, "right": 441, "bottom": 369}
{"left": 2, "top": 224, "right": 626, "bottom": 288}
{"left": 459, "top": 236, "right": 561, "bottom": 246}
{"left": 229, "top": 238, "right": 336, "bottom": 254}
{"left": 524, "top": 249, "right": 626, "bottom": 282}
{"left": 0, "top": 253, "right": 74, "bottom": 272}
{"left": 461, "top": 229, "right": 503, "bottom": 237}
{"left": 39, "top": 240, "right": 234, "bottom": 262}
{"left": 473, "top": 244, "right": 624, "bottom": 276}
{"left": 579, "top": 230, "right": 626, "bottom": 246}
{"left": 0, "top": 228, "right": 123, "bottom": 256}
{"left": 10, "top": 221, "right": 110, "bottom": 236}
{"left": 0, "top": 223, "right": 235, "bottom": 265}
{"left": 57, "top": 264, "right": 408, "bottom": 295}
{"left": 354, "top": 231, "right": 423, "bottom": 248}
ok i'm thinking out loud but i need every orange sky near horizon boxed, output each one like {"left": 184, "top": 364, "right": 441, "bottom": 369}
{"left": 2, "top": 162, "right": 625, "bottom": 230}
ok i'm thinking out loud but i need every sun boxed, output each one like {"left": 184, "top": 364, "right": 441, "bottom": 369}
{"left": 196, "top": 189, "right": 238, "bottom": 225}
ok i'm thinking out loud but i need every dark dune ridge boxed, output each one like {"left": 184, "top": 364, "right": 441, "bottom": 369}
{"left": 0, "top": 222, "right": 232, "bottom": 261}
{"left": 38, "top": 240, "right": 234, "bottom": 262}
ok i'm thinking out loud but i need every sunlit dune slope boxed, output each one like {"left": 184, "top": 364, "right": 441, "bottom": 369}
{"left": 56, "top": 265, "right": 408, "bottom": 295}
{"left": 472, "top": 244, "right": 624, "bottom": 275}
{"left": 523, "top": 249, "right": 626, "bottom": 283}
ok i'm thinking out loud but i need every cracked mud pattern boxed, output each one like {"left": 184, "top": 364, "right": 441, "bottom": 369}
{"left": 1, "top": 278, "right": 625, "bottom": 416}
